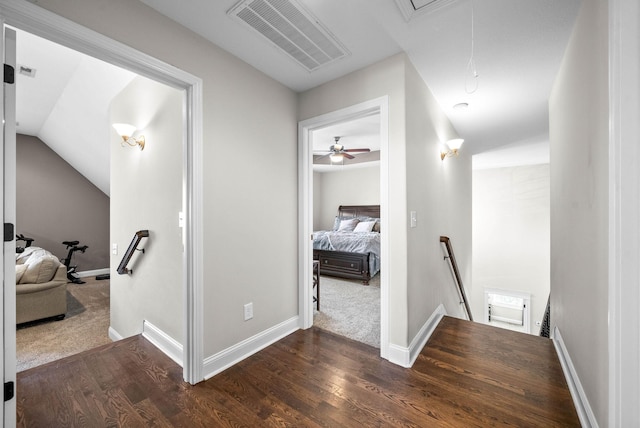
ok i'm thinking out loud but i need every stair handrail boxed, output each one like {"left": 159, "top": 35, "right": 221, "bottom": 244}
{"left": 440, "top": 236, "right": 473, "bottom": 321}
{"left": 117, "top": 230, "right": 149, "bottom": 275}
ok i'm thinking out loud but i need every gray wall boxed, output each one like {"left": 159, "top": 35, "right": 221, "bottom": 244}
{"left": 16, "top": 134, "right": 109, "bottom": 271}
{"left": 313, "top": 165, "right": 380, "bottom": 231}
{"left": 549, "top": 0, "right": 609, "bottom": 423}
{"left": 299, "top": 53, "right": 471, "bottom": 347}
{"left": 472, "top": 164, "right": 550, "bottom": 334}
{"left": 109, "top": 76, "right": 184, "bottom": 341}
{"left": 33, "top": 0, "right": 298, "bottom": 358}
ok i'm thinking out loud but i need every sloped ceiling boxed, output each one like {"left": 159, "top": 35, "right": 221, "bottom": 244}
{"left": 15, "top": 29, "right": 136, "bottom": 196}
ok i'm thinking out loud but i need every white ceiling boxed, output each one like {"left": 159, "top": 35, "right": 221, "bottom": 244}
{"left": 140, "top": 0, "right": 581, "bottom": 155}
{"left": 14, "top": 29, "right": 136, "bottom": 196}
{"left": 12, "top": 0, "right": 581, "bottom": 195}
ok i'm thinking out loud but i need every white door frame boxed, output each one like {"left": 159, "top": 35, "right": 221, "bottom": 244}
{"left": 0, "top": 0, "right": 204, "bottom": 384}
{"left": 608, "top": 0, "right": 640, "bottom": 425}
{"left": 298, "top": 96, "right": 390, "bottom": 359}
{"left": 2, "top": 26, "right": 17, "bottom": 426}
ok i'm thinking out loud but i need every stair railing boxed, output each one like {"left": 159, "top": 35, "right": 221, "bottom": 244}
{"left": 117, "top": 230, "right": 149, "bottom": 275}
{"left": 440, "top": 236, "right": 473, "bottom": 321}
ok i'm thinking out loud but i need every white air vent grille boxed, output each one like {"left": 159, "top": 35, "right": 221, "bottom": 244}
{"left": 228, "top": 0, "right": 349, "bottom": 72}
{"left": 395, "top": 0, "right": 456, "bottom": 21}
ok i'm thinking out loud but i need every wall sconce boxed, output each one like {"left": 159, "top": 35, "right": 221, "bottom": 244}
{"left": 113, "top": 123, "right": 145, "bottom": 151}
{"left": 440, "top": 138, "right": 464, "bottom": 160}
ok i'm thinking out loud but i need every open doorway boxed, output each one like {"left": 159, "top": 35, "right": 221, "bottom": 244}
{"left": 1, "top": 1, "right": 204, "bottom": 388}
{"left": 13, "top": 28, "right": 185, "bottom": 372}
{"left": 310, "top": 114, "right": 381, "bottom": 348}
{"left": 298, "top": 96, "right": 389, "bottom": 358}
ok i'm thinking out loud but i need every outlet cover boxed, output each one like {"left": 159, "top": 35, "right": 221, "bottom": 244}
{"left": 244, "top": 302, "right": 253, "bottom": 321}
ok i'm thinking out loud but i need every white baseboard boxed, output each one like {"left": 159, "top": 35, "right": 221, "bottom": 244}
{"left": 203, "top": 316, "right": 299, "bottom": 380}
{"left": 142, "top": 320, "right": 183, "bottom": 367}
{"left": 77, "top": 268, "right": 110, "bottom": 278}
{"left": 552, "top": 326, "right": 599, "bottom": 428}
{"left": 108, "top": 326, "right": 123, "bottom": 342}
{"left": 387, "top": 304, "right": 447, "bottom": 368}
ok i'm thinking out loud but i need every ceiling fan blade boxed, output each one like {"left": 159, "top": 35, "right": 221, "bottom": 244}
{"left": 343, "top": 153, "right": 355, "bottom": 159}
{"left": 343, "top": 148, "right": 371, "bottom": 153}
{"left": 314, "top": 153, "right": 332, "bottom": 160}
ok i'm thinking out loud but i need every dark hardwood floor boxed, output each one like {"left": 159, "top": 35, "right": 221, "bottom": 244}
{"left": 16, "top": 316, "right": 580, "bottom": 427}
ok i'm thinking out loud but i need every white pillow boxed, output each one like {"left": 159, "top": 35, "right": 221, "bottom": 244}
{"left": 353, "top": 220, "right": 376, "bottom": 233}
{"left": 337, "top": 218, "right": 359, "bottom": 232}
{"left": 15, "top": 263, "right": 27, "bottom": 283}
{"left": 20, "top": 252, "right": 60, "bottom": 284}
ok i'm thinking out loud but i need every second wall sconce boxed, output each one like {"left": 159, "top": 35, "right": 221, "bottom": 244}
{"left": 441, "top": 138, "right": 464, "bottom": 161}
{"left": 113, "top": 123, "right": 145, "bottom": 151}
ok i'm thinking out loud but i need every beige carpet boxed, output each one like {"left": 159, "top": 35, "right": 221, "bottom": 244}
{"left": 16, "top": 277, "right": 112, "bottom": 372}
{"left": 313, "top": 274, "right": 380, "bottom": 348}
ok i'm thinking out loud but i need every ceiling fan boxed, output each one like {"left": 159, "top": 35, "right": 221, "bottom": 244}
{"left": 315, "top": 136, "right": 371, "bottom": 163}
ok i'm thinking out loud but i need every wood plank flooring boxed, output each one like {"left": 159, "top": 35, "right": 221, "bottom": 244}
{"left": 16, "top": 316, "right": 580, "bottom": 427}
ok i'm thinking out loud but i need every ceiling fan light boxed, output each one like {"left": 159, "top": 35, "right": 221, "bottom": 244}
{"left": 330, "top": 153, "right": 343, "bottom": 163}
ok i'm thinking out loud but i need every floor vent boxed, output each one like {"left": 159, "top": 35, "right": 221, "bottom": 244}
{"left": 394, "top": 0, "right": 457, "bottom": 21}
{"left": 228, "top": 0, "right": 349, "bottom": 72}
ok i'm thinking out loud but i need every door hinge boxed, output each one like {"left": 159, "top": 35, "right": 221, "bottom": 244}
{"left": 4, "top": 381, "right": 14, "bottom": 402}
{"left": 3, "top": 64, "right": 14, "bottom": 84}
{"left": 4, "top": 223, "right": 14, "bottom": 242}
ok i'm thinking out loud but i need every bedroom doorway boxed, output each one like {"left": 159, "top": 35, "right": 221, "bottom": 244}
{"left": 298, "top": 96, "right": 389, "bottom": 359}
{"left": 1, "top": 1, "right": 204, "bottom": 393}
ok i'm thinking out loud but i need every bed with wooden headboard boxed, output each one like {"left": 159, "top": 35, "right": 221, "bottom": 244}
{"left": 313, "top": 205, "right": 380, "bottom": 285}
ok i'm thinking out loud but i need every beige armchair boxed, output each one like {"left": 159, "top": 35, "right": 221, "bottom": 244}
{"left": 16, "top": 247, "right": 68, "bottom": 324}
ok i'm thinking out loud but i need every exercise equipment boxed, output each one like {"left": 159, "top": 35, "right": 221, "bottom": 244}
{"left": 61, "top": 240, "right": 88, "bottom": 284}
{"left": 15, "top": 233, "right": 34, "bottom": 253}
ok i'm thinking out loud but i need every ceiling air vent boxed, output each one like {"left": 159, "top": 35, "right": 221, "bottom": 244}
{"left": 228, "top": 0, "right": 350, "bottom": 72}
{"left": 395, "top": 0, "right": 457, "bottom": 21}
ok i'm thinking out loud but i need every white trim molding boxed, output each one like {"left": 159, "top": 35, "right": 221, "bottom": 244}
{"left": 0, "top": 0, "right": 205, "bottom": 385}
{"left": 552, "top": 327, "right": 598, "bottom": 427}
{"left": 608, "top": 0, "right": 640, "bottom": 425}
{"left": 108, "top": 326, "right": 123, "bottom": 342}
{"left": 203, "top": 316, "right": 299, "bottom": 380}
{"left": 77, "top": 268, "right": 109, "bottom": 278}
{"left": 143, "top": 320, "right": 184, "bottom": 367}
{"left": 387, "top": 304, "right": 447, "bottom": 368}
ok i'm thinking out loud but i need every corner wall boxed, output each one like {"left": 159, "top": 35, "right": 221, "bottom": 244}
{"left": 110, "top": 76, "right": 184, "bottom": 342}
{"left": 404, "top": 59, "right": 471, "bottom": 339}
{"left": 549, "top": 0, "right": 609, "bottom": 423}
{"left": 471, "top": 164, "right": 550, "bottom": 334}
{"left": 299, "top": 53, "right": 471, "bottom": 347}
{"left": 16, "top": 134, "right": 109, "bottom": 271}
{"left": 33, "top": 0, "right": 299, "bottom": 361}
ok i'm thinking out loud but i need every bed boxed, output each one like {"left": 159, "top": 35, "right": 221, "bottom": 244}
{"left": 313, "top": 205, "right": 380, "bottom": 285}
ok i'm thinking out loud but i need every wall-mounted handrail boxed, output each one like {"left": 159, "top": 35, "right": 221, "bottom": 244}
{"left": 440, "top": 236, "right": 473, "bottom": 321}
{"left": 117, "top": 230, "right": 149, "bottom": 275}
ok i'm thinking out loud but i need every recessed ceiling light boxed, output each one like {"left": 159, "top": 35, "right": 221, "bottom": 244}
{"left": 453, "top": 102, "right": 469, "bottom": 110}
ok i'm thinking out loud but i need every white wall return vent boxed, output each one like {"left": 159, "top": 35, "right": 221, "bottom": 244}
{"left": 228, "top": 0, "right": 350, "bottom": 72}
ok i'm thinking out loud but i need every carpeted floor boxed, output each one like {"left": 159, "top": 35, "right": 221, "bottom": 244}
{"left": 16, "top": 277, "right": 112, "bottom": 372}
{"left": 313, "top": 274, "right": 380, "bottom": 348}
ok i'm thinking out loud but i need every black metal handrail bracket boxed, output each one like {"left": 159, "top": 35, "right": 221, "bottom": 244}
{"left": 440, "top": 236, "right": 473, "bottom": 321}
{"left": 117, "top": 230, "right": 149, "bottom": 275}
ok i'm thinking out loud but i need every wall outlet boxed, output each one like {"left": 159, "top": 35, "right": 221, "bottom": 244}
{"left": 112, "top": 243, "right": 118, "bottom": 255}
{"left": 410, "top": 211, "right": 417, "bottom": 228}
{"left": 244, "top": 302, "right": 253, "bottom": 321}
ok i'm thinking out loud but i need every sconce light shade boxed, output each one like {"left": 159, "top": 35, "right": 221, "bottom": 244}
{"left": 113, "top": 123, "right": 145, "bottom": 150}
{"left": 441, "top": 138, "right": 464, "bottom": 160}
